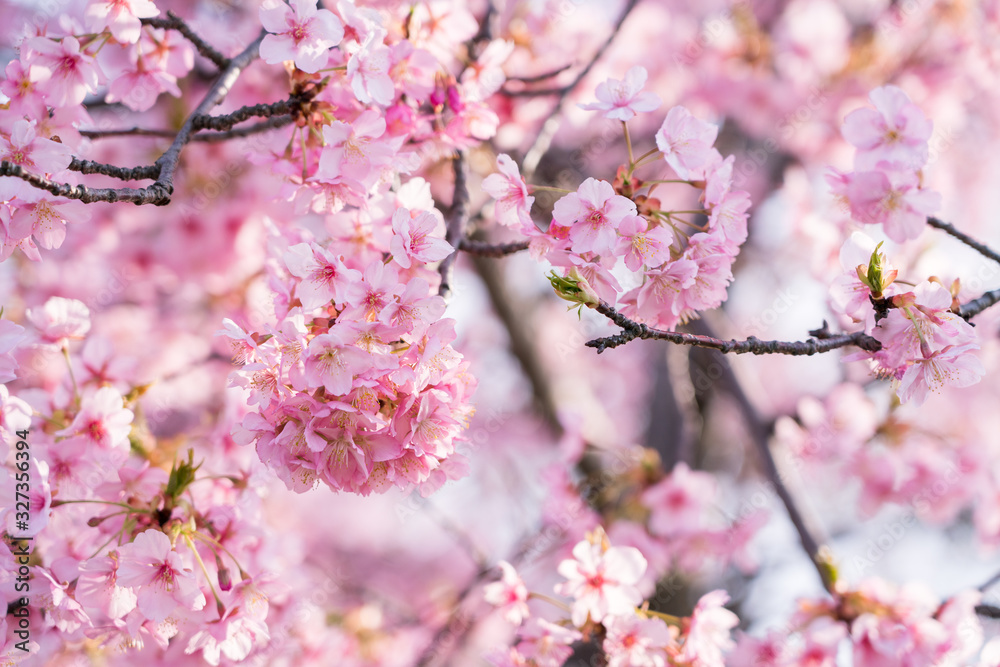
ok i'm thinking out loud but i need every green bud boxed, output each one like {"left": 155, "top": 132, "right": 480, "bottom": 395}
{"left": 547, "top": 269, "right": 600, "bottom": 312}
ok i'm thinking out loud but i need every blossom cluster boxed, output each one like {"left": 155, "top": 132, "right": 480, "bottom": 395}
{"left": 484, "top": 529, "right": 740, "bottom": 667}
{"left": 829, "top": 85, "right": 941, "bottom": 243}
{"left": 485, "top": 69, "right": 751, "bottom": 330}
{"left": 0, "top": 297, "right": 279, "bottom": 664}
{"left": 832, "top": 230, "right": 984, "bottom": 404}
{"left": 223, "top": 190, "right": 476, "bottom": 496}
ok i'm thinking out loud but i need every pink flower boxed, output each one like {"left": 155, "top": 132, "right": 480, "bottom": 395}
{"left": 0, "top": 319, "right": 26, "bottom": 383}
{"left": 635, "top": 259, "right": 698, "bottom": 326}
{"left": 76, "top": 552, "right": 138, "bottom": 620}
{"left": 461, "top": 39, "right": 514, "bottom": 101}
{"left": 117, "top": 530, "right": 207, "bottom": 622}
{"left": 846, "top": 166, "right": 941, "bottom": 242}
{"left": 85, "top": 0, "right": 160, "bottom": 44}
{"left": 655, "top": 106, "right": 719, "bottom": 179}
{"left": 25, "top": 36, "right": 101, "bottom": 107}
{"left": 842, "top": 85, "right": 933, "bottom": 170}
{"left": 676, "top": 590, "right": 738, "bottom": 667}
{"left": 0, "top": 119, "right": 72, "bottom": 174}
{"left": 553, "top": 178, "right": 637, "bottom": 256}
{"left": 517, "top": 618, "right": 582, "bottom": 665}
{"left": 259, "top": 0, "right": 344, "bottom": 74}
{"left": 484, "top": 561, "right": 530, "bottom": 625}
{"left": 579, "top": 66, "right": 661, "bottom": 121}
{"left": 389, "top": 208, "right": 453, "bottom": 269}
{"left": 616, "top": 215, "right": 673, "bottom": 271}
{"left": 284, "top": 242, "right": 363, "bottom": 311}
{"left": 303, "top": 326, "right": 371, "bottom": 396}
{"left": 603, "top": 614, "right": 674, "bottom": 667}
{"left": 55, "top": 386, "right": 134, "bottom": 450}
{"left": 10, "top": 193, "right": 90, "bottom": 251}
{"left": 555, "top": 535, "right": 647, "bottom": 627}
{"left": 347, "top": 35, "right": 395, "bottom": 105}
{"left": 27, "top": 296, "right": 90, "bottom": 343}
{"left": 897, "top": 343, "right": 985, "bottom": 404}
{"left": 482, "top": 154, "right": 534, "bottom": 229}
{"left": 316, "top": 110, "right": 397, "bottom": 191}
{"left": 641, "top": 462, "right": 716, "bottom": 536}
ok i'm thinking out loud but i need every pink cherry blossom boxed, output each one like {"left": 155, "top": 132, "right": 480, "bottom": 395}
{"left": 655, "top": 106, "right": 720, "bottom": 179}
{"left": 26, "top": 296, "right": 90, "bottom": 343}
{"left": 316, "top": 110, "right": 398, "bottom": 192}
{"left": 303, "top": 326, "right": 372, "bottom": 396}
{"left": 616, "top": 214, "right": 673, "bottom": 271}
{"left": 85, "top": 0, "right": 160, "bottom": 44}
{"left": 117, "top": 530, "right": 207, "bottom": 623}
{"left": 676, "top": 590, "right": 738, "bottom": 667}
{"left": 580, "top": 66, "right": 662, "bottom": 121}
{"left": 259, "top": 0, "right": 344, "bottom": 74}
{"left": 389, "top": 208, "right": 453, "bottom": 269}
{"left": 0, "top": 319, "right": 26, "bottom": 383}
{"left": 283, "top": 241, "right": 363, "bottom": 311}
{"left": 76, "top": 552, "right": 138, "bottom": 620}
{"left": 482, "top": 154, "right": 534, "bottom": 229}
{"left": 641, "top": 462, "right": 716, "bottom": 536}
{"left": 25, "top": 36, "right": 101, "bottom": 107}
{"left": 0, "top": 119, "right": 71, "bottom": 174}
{"left": 347, "top": 36, "right": 395, "bottom": 106}
{"left": 555, "top": 535, "right": 647, "bottom": 627}
{"left": 846, "top": 165, "right": 941, "bottom": 242}
{"left": 842, "top": 85, "right": 933, "bottom": 170}
{"left": 552, "top": 178, "right": 637, "bottom": 256}
{"left": 483, "top": 560, "right": 530, "bottom": 625}
{"left": 897, "top": 343, "right": 986, "bottom": 404}
{"left": 603, "top": 613, "right": 674, "bottom": 667}
{"left": 55, "top": 386, "right": 133, "bottom": 450}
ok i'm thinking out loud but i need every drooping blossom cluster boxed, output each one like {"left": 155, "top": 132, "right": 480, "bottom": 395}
{"left": 223, "top": 191, "right": 476, "bottom": 496}
{"left": 0, "top": 298, "right": 281, "bottom": 664}
{"left": 485, "top": 69, "right": 751, "bottom": 331}
{"left": 830, "top": 85, "right": 941, "bottom": 243}
{"left": 484, "top": 529, "right": 740, "bottom": 667}
{"left": 831, "top": 230, "right": 984, "bottom": 404}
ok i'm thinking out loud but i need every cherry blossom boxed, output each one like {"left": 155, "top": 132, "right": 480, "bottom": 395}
{"left": 655, "top": 106, "right": 720, "bottom": 179}
{"left": 24, "top": 36, "right": 101, "bottom": 107}
{"left": 85, "top": 0, "right": 160, "bottom": 44}
{"left": 553, "top": 178, "right": 637, "bottom": 256}
{"left": 580, "top": 66, "right": 662, "bottom": 121}
{"left": 116, "top": 530, "right": 207, "bottom": 622}
{"left": 259, "top": 0, "right": 344, "bottom": 74}
{"left": 482, "top": 153, "right": 534, "bottom": 229}
{"left": 483, "top": 560, "right": 529, "bottom": 625}
{"left": 842, "top": 85, "right": 933, "bottom": 170}
{"left": 555, "top": 533, "right": 647, "bottom": 627}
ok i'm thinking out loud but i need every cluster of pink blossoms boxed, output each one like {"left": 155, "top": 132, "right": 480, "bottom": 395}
{"left": 485, "top": 67, "right": 751, "bottom": 330}
{"left": 484, "top": 529, "right": 739, "bottom": 667}
{"left": 0, "top": 297, "right": 284, "bottom": 664}
{"left": 829, "top": 85, "right": 941, "bottom": 243}
{"left": 832, "top": 230, "right": 984, "bottom": 404}
{"left": 223, "top": 190, "right": 476, "bottom": 496}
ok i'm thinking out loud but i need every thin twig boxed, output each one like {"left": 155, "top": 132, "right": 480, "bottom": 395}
{"left": 142, "top": 11, "right": 230, "bottom": 69}
{"left": 1, "top": 31, "right": 266, "bottom": 205}
{"left": 927, "top": 216, "right": 1000, "bottom": 266}
{"left": 439, "top": 151, "right": 470, "bottom": 300}
{"left": 457, "top": 238, "right": 529, "bottom": 257}
{"left": 687, "top": 319, "right": 835, "bottom": 593}
{"left": 586, "top": 301, "right": 882, "bottom": 355}
{"left": 504, "top": 63, "right": 574, "bottom": 85}
{"left": 80, "top": 115, "right": 295, "bottom": 144}
{"left": 521, "top": 0, "right": 641, "bottom": 179}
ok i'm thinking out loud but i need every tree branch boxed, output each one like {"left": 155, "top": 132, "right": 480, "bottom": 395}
{"left": 586, "top": 301, "right": 882, "bottom": 355}
{"left": 141, "top": 11, "right": 230, "bottom": 70}
{"left": 927, "top": 216, "right": 1000, "bottom": 266}
{"left": 457, "top": 238, "right": 529, "bottom": 257}
{"left": 686, "top": 319, "right": 835, "bottom": 593}
{"left": 521, "top": 0, "right": 641, "bottom": 179}
{"left": 439, "top": 151, "right": 470, "bottom": 300}
{"left": 1, "top": 30, "right": 267, "bottom": 205}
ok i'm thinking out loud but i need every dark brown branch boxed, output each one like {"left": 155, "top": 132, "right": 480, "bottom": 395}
{"left": 927, "top": 216, "right": 1000, "bottom": 266}
{"left": 960, "top": 289, "right": 1000, "bottom": 320}
{"left": 687, "top": 319, "right": 835, "bottom": 593}
{"left": 975, "top": 604, "right": 1000, "bottom": 619}
{"left": 586, "top": 301, "right": 882, "bottom": 355}
{"left": 68, "top": 157, "right": 160, "bottom": 181}
{"left": 521, "top": 0, "right": 641, "bottom": 179}
{"left": 80, "top": 115, "right": 295, "bottom": 144}
{"left": 439, "top": 151, "right": 470, "bottom": 300}
{"left": 504, "top": 63, "right": 574, "bottom": 85}
{"left": 457, "top": 238, "right": 529, "bottom": 257}
{"left": 190, "top": 98, "right": 300, "bottom": 133}
{"left": 1, "top": 31, "right": 266, "bottom": 205}
{"left": 142, "top": 11, "right": 230, "bottom": 69}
